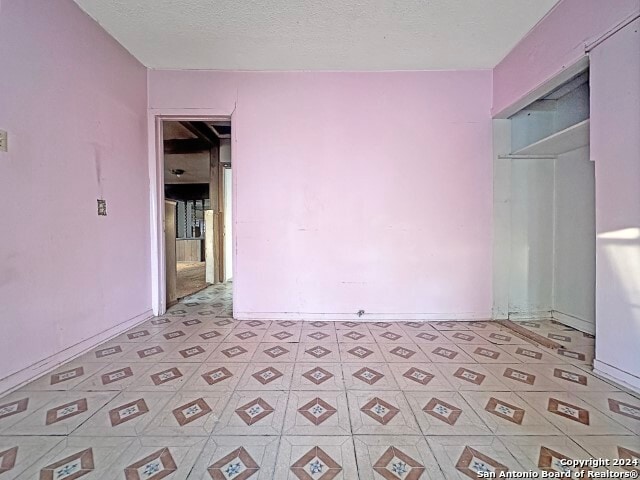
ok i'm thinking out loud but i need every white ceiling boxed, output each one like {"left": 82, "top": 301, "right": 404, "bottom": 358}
{"left": 73, "top": 0, "right": 558, "bottom": 71}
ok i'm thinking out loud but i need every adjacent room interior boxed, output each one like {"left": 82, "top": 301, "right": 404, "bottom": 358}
{"left": 0, "top": 0, "right": 638, "bottom": 477}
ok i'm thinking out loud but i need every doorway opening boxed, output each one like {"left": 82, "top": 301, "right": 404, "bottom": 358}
{"left": 161, "top": 119, "right": 232, "bottom": 308}
{"left": 493, "top": 65, "right": 595, "bottom": 348}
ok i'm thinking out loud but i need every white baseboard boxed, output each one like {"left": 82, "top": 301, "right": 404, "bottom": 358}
{"left": 552, "top": 310, "right": 595, "bottom": 335}
{"left": 508, "top": 311, "right": 552, "bottom": 321}
{"left": 0, "top": 309, "right": 153, "bottom": 397}
{"left": 234, "top": 311, "right": 494, "bottom": 322}
{"left": 593, "top": 359, "right": 640, "bottom": 393}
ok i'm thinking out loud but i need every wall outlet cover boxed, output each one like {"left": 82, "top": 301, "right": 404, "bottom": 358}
{"left": 0, "top": 130, "right": 7, "bottom": 152}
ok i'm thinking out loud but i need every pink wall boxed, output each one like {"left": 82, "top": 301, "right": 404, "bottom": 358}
{"left": 0, "top": 0, "right": 150, "bottom": 386}
{"left": 493, "top": 0, "right": 639, "bottom": 115}
{"left": 149, "top": 70, "right": 494, "bottom": 319}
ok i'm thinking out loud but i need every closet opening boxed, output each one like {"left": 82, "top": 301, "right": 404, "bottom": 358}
{"left": 493, "top": 67, "right": 595, "bottom": 343}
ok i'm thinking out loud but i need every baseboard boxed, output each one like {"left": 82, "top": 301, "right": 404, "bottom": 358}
{"left": 234, "top": 311, "right": 494, "bottom": 322}
{"left": 552, "top": 310, "right": 595, "bottom": 335}
{"left": 593, "top": 359, "right": 640, "bottom": 393}
{"left": 0, "top": 309, "right": 153, "bottom": 397}
{"left": 508, "top": 311, "right": 552, "bottom": 321}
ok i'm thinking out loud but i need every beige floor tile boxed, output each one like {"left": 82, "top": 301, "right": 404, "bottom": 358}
{"left": 571, "top": 435, "right": 640, "bottom": 473}
{"left": 290, "top": 363, "right": 346, "bottom": 391}
{"left": 432, "top": 321, "right": 472, "bottom": 331}
{"left": 388, "top": 363, "right": 455, "bottom": 391}
{"left": 212, "top": 390, "right": 288, "bottom": 436}
{"left": 342, "top": 363, "right": 400, "bottom": 390}
{"left": 405, "top": 329, "right": 447, "bottom": 344}
{"left": 498, "top": 435, "right": 607, "bottom": 476}
{"left": 0, "top": 435, "right": 63, "bottom": 480}
{"left": 462, "top": 390, "right": 561, "bottom": 436}
{"left": 434, "top": 363, "right": 511, "bottom": 391}
{"left": 575, "top": 390, "right": 640, "bottom": 435}
{"left": 275, "top": 435, "right": 358, "bottom": 480}
{"left": 7, "top": 390, "right": 117, "bottom": 435}
{"left": 475, "top": 330, "right": 531, "bottom": 345}
{"left": 379, "top": 343, "right": 430, "bottom": 363}
{"left": 141, "top": 390, "right": 230, "bottom": 436}
{"left": 207, "top": 342, "right": 260, "bottom": 363}
{"left": 297, "top": 343, "right": 342, "bottom": 363}
{"left": 441, "top": 330, "right": 488, "bottom": 345}
{"left": 75, "top": 340, "right": 136, "bottom": 364}
{"left": 515, "top": 391, "right": 635, "bottom": 436}
{"left": 420, "top": 343, "right": 477, "bottom": 363}
{"left": 251, "top": 342, "right": 300, "bottom": 363}
{"left": 372, "top": 328, "right": 411, "bottom": 344}
{"left": 228, "top": 329, "right": 267, "bottom": 343}
{"left": 346, "top": 390, "right": 421, "bottom": 435}
{"left": 12, "top": 435, "right": 136, "bottom": 480}
{"left": 300, "top": 329, "right": 338, "bottom": 343}
{"left": 187, "top": 434, "right": 280, "bottom": 479}
{"left": 458, "top": 343, "right": 523, "bottom": 364}
{"left": 235, "top": 362, "right": 295, "bottom": 391}
{"left": 0, "top": 391, "right": 65, "bottom": 433}
{"left": 283, "top": 390, "right": 351, "bottom": 436}
{"left": 72, "top": 362, "right": 154, "bottom": 391}
{"left": 427, "top": 435, "right": 526, "bottom": 479}
{"left": 353, "top": 434, "right": 446, "bottom": 479}
{"left": 183, "top": 326, "right": 232, "bottom": 343}
{"left": 180, "top": 362, "right": 248, "bottom": 391}
{"left": 480, "top": 363, "right": 566, "bottom": 391}
{"left": 19, "top": 361, "right": 107, "bottom": 391}
{"left": 499, "top": 344, "right": 560, "bottom": 363}
{"left": 404, "top": 390, "right": 493, "bottom": 436}
{"left": 263, "top": 326, "right": 302, "bottom": 343}
{"left": 70, "top": 391, "right": 172, "bottom": 437}
{"left": 118, "top": 342, "right": 176, "bottom": 363}
{"left": 336, "top": 329, "right": 376, "bottom": 343}
{"left": 337, "top": 343, "right": 386, "bottom": 363}
{"left": 398, "top": 321, "right": 439, "bottom": 333}
{"left": 528, "top": 363, "right": 620, "bottom": 392}
{"left": 125, "top": 362, "right": 201, "bottom": 392}
{"left": 335, "top": 321, "right": 372, "bottom": 331}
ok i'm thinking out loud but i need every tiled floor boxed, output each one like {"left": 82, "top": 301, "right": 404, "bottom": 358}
{"left": 1, "top": 284, "right": 639, "bottom": 479}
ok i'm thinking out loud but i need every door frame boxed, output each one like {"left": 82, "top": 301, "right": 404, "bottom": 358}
{"left": 148, "top": 108, "right": 235, "bottom": 315}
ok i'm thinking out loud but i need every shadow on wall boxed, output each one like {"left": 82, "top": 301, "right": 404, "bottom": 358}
{"left": 597, "top": 227, "right": 640, "bottom": 367}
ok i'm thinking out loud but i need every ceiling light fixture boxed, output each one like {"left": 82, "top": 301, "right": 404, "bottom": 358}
{"left": 170, "top": 169, "right": 185, "bottom": 177}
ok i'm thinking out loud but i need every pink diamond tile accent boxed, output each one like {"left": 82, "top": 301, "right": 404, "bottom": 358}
{"left": 432, "top": 347, "right": 458, "bottom": 360}
{"left": 40, "top": 448, "right": 94, "bottom": 480}
{"left": 453, "top": 368, "right": 486, "bottom": 385}
{"left": 302, "top": 367, "right": 334, "bottom": 385}
{"left": 389, "top": 346, "right": 416, "bottom": 359}
{"left": 235, "top": 398, "right": 274, "bottom": 425}
{"left": 137, "top": 346, "right": 164, "bottom": 358}
{"left": 308, "top": 331, "right": 330, "bottom": 341}
{"left": 347, "top": 346, "right": 373, "bottom": 359}
{"left": 306, "top": 346, "right": 332, "bottom": 358}
{"left": 127, "top": 330, "right": 150, "bottom": 340}
{"left": 95, "top": 346, "right": 123, "bottom": 358}
{"left": 416, "top": 332, "right": 438, "bottom": 341}
{"left": 608, "top": 398, "right": 640, "bottom": 421}
{"left": 50, "top": 367, "right": 84, "bottom": 385}
{"left": 264, "top": 345, "right": 290, "bottom": 358}
{"left": 290, "top": 446, "right": 342, "bottom": 480}
{"left": 109, "top": 398, "right": 149, "bottom": 426}
{"left": 150, "top": 367, "right": 183, "bottom": 385}
{"left": 46, "top": 399, "right": 88, "bottom": 425}
{"left": 455, "top": 446, "right": 509, "bottom": 479}
{"left": 0, "top": 447, "right": 18, "bottom": 475}
{"left": 547, "top": 398, "right": 590, "bottom": 425}
{"left": 272, "top": 331, "right": 294, "bottom": 340}
{"left": 163, "top": 330, "right": 186, "bottom": 340}
{"left": 403, "top": 367, "right": 434, "bottom": 385}
{"left": 102, "top": 367, "right": 134, "bottom": 385}
{"left": 373, "top": 446, "right": 425, "bottom": 480}
{"left": 202, "top": 367, "right": 234, "bottom": 385}
{"left": 221, "top": 346, "right": 248, "bottom": 358}
{"left": 380, "top": 332, "right": 402, "bottom": 341}
{"left": 344, "top": 331, "right": 366, "bottom": 341}
{"left": 353, "top": 367, "right": 385, "bottom": 385}
{"left": 179, "top": 346, "right": 206, "bottom": 358}
{"left": 423, "top": 398, "right": 462, "bottom": 425}
{"left": 0, "top": 398, "right": 28, "bottom": 420}
{"left": 360, "top": 397, "right": 400, "bottom": 425}
{"left": 172, "top": 398, "right": 212, "bottom": 426}
{"left": 252, "top": 367, "right": 284, "bottom": 385}
{"left": 485, "top": 397, "right": 525, "bottom": 424}
{"left": 208, "top": 447, "right": 260, "bottom": 480}
{"left": 236, "top": 331, "right": 258, "bottom": 340}
{"left": 200, "top": 330, "right": 222, "bottom": 340}
{"left": 124, "top": 448, "right": 177, "bottom": 480}
{"left": 298, "top": 397, "right": 337, "bottom": 425}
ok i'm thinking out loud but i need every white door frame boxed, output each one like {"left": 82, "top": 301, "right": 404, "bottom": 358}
{"left": 148, "top": 108, "right": 235, "bottom": 315}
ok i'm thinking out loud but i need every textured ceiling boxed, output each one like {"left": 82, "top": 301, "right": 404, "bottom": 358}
{"left": 73, "top": 0, "right": 558, "bottom": 70}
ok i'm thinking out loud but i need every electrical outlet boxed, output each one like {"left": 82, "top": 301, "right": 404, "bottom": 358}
{"left": 97, "top": 199, "right": 107, "bottom": 216}
{"left": 0, "top": 130, "right": 7, "bottom": 152}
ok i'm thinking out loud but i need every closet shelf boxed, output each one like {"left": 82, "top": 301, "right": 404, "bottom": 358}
{"left": 512, "top": 119, "right": 590, "bottom": 156}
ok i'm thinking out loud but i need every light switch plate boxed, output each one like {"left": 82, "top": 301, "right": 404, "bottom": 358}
{"left": 0, "top": 130, "right": 7, "bottom": 152}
